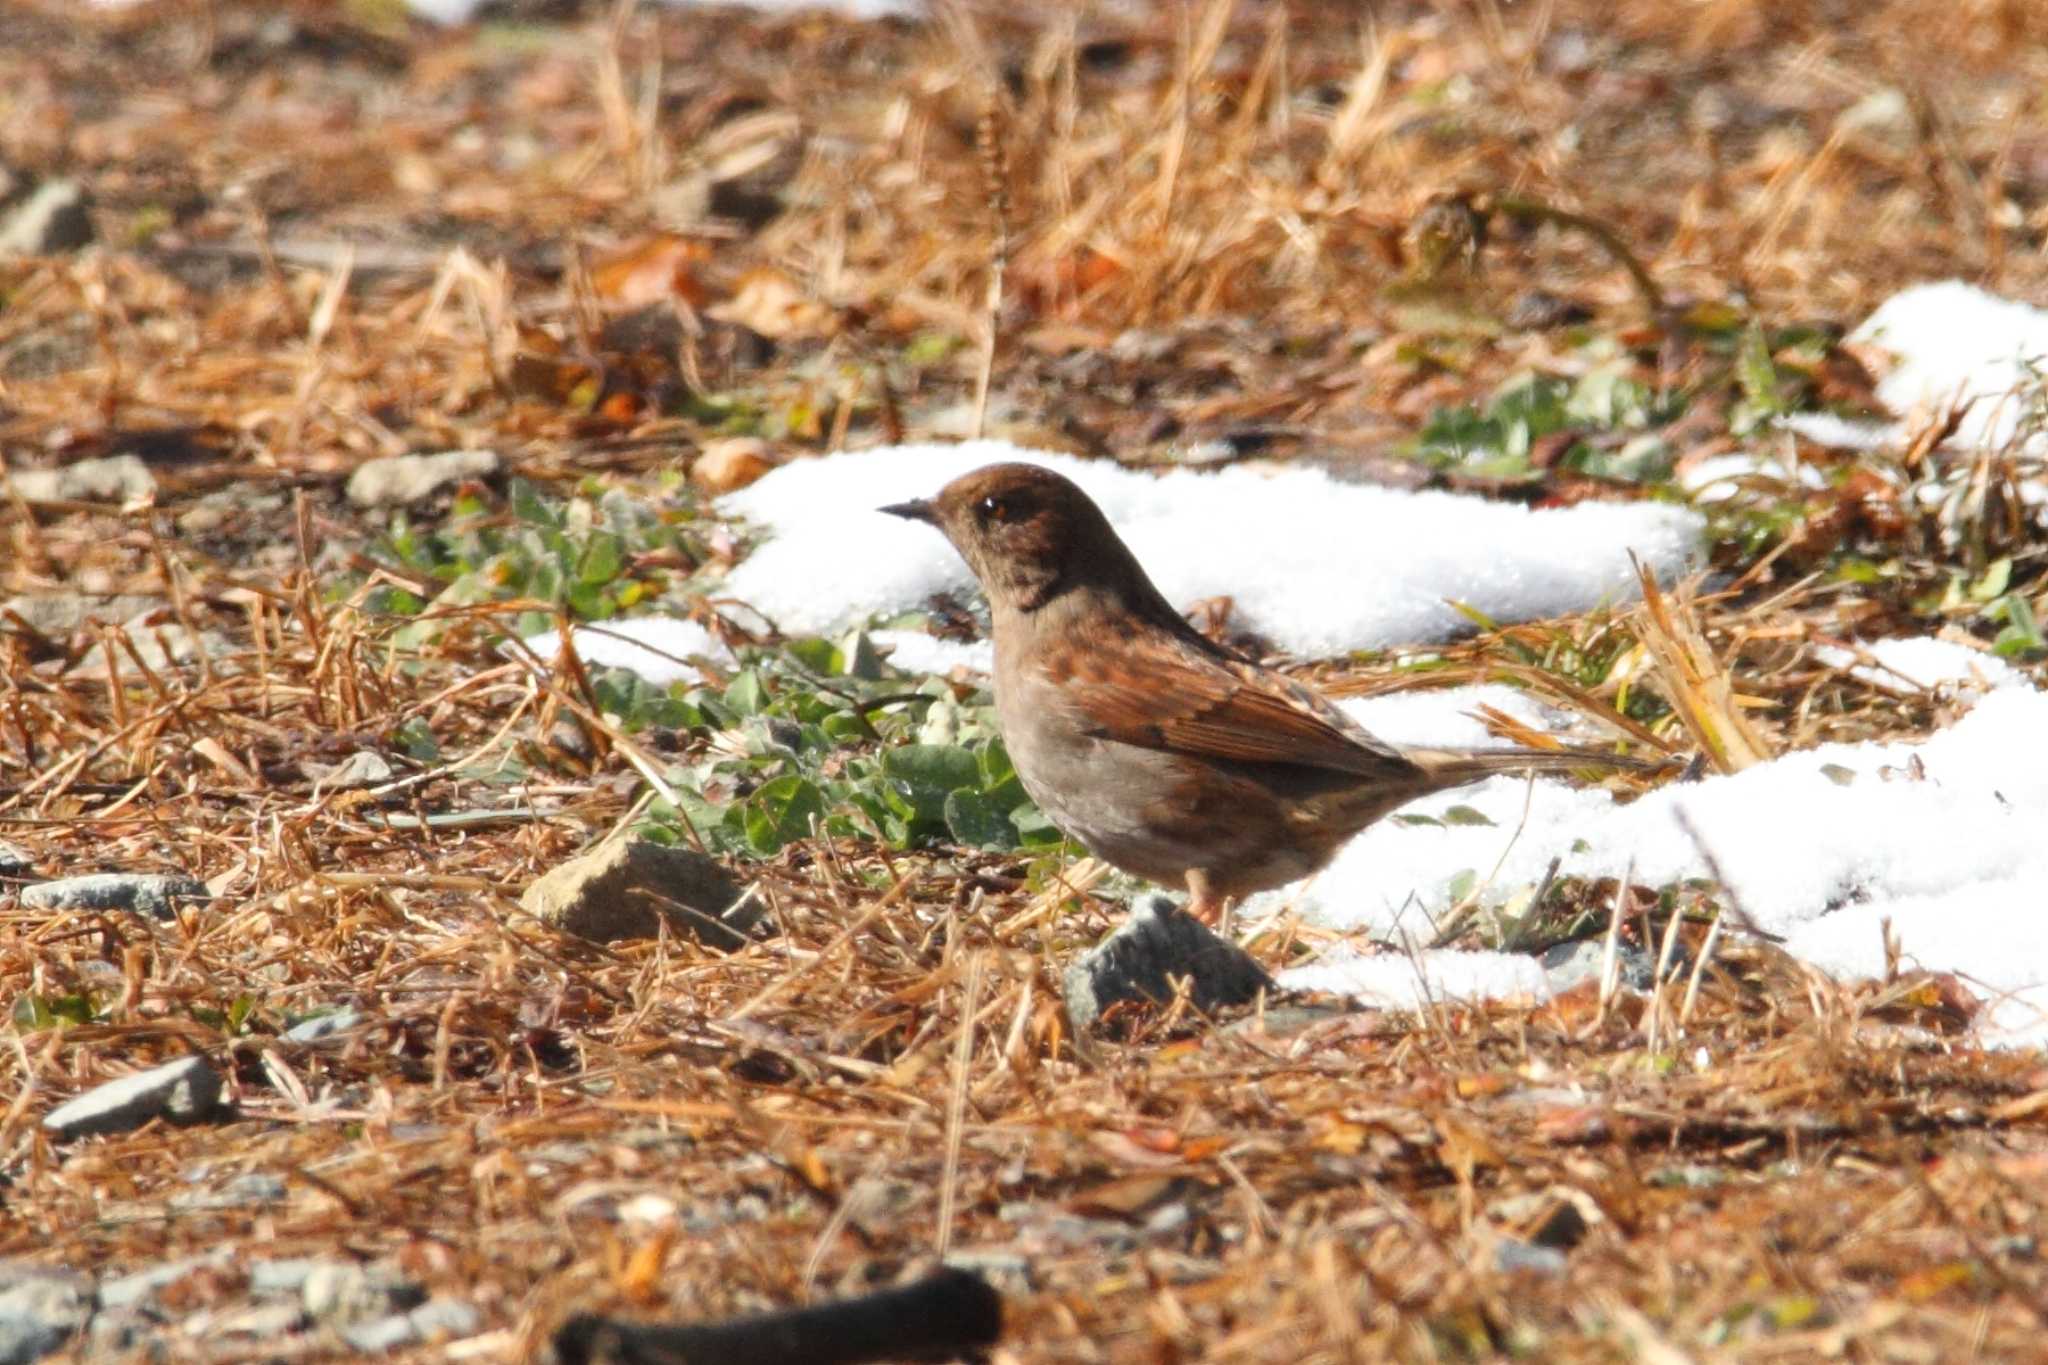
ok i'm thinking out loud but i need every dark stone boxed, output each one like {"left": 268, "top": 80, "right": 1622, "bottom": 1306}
{"left": 1063, "top": 896, "right": 1274, "bottom": 1033}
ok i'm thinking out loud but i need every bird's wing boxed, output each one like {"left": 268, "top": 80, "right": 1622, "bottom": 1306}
{"left": 1056, "top": 635, "right": 1419, "bottom": 779}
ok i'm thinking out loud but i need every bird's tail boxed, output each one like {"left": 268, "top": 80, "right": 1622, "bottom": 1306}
{"left": 1405, "top": 745, "right": 1668, "bottom": 788}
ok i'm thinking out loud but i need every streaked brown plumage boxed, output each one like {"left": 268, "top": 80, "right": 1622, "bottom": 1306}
{"left": 882, "top": 462, "right": 1651, "bottom": 924}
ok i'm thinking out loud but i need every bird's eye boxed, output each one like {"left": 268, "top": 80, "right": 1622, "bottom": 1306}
{"left": 976, "top": 494, "right": 1010, "bottom": 523}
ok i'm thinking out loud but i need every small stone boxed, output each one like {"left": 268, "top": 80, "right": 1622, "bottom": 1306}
{"left": 0, "top": 593, "right": 161, "bottom": 639}
{"left": 304, "top": 751, "right": 394, "bottom": 790}
{"left": 338, "top": 1298, "right": 480, "bottom": 1352}
{"left": 65, "top": 615, "right": 237, "bottom": 679}
{"left": 169, "top": 1172, "right": 288, "bottom": 1212}
{"left": 283, "top": 1006, "right": 366, "bottom": 1045}
{"left": 1530, "top": 1198, "right": 1590, "bottom": 1250}
{"left": 1223, "top": 1002, "right": 1359, "bottom": 1040}
{"left": 5, "top": 454, "right": 153, "bottom": 505}
{"left": 98, "top": 1251, "right": 234, "bottom": 1311}
{"left": 1506, "top": 290, "right": 1593, "bottom": 331}
{"left": 1540, "top": 938, "right": 1658, "bottom": 995}
{"left": 0, "top": 842, "right": 33, "bottom": 875}
{"left": 345, "top": 449, "right": 500, "bottom": 508}
{"left": 690, "top": 437, "right": 776, "bottom": 493}
{"left": 1062, "top": 896, "right": 1274, "bottom": 1034}
{"left": 520, "top": 837, "right": 760, "bottom": 949}
{"left": 301, "top": 1264, "right": 422, "bottom": 1325}
{"left": 0, "top": 1265, "right": 92, "bottom": 1364}
{"left": 21, "top": 873, "right": 211, "bottom": 920}
{"left": 203, "top": 1300, "right": 308, "bottom": 1339}
{"left": 0, "top": 179, "right": 94, "bottom": 256}
{"left": 1492, "top": 1238, "right": 1568, "bottom": 1277}
{"left": 42, "top": 1056, "right": 225, "bottom": 1139}
{"left": 249, "top": 1259, "right": 325, "bottom": 1296}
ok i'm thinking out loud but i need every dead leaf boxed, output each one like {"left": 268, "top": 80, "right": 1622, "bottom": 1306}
{"left": 707, "top": 268, "right": 834, "bottom": 340}
{"left": 592, "top": 234, "right": 712, "bottom": 310}
{"left": 692, "top": 437, "right": 777, "bottom": 493}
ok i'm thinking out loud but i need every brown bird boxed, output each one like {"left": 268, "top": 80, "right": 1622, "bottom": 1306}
{"left": 881, "top": 462, "right": 1654, "bottom": 926}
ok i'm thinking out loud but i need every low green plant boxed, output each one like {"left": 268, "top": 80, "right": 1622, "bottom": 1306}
{"left": 627, "top": 636, "right": 1059, "bottom": 858}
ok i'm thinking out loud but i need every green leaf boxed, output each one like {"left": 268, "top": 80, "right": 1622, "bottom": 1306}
{"left": 392, "top": 717, "right": 440, "bottom": 761}
{"left": 977, "top": 738, "right": 1017, "bottom": 790}
{"left": 1970, "top": 557, "right": 2013, "bottom": 602}
{"left": 945, "top": 788, "right": 1018, "bottom": 850}
{"left": 724, "top": 670, "right": 768, "bottom": 717}
{"left": 882, "top": 744, "right": 982, "bottom": 823}
{"left": 1010, "top": 804, "right": 1064, "bottom": 847}
{"left": 576, "top": 531, "right": 625, "bottom": 587}
{"left": 1440, "top": 805, "right": 1496, "bottom": 827}
{"left": 1735, "top": 322, "right": 1781, "bottom": 416}
{"left": 12, "top": 993, "right": 96, "bottom": 1028}
{"left": 784, "top": 637, "right": 845, "bottom": 675}
{"left": 741, "top": 774, "right": 826, "bottom": 854}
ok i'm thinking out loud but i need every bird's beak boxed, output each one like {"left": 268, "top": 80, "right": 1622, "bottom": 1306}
{"left": 879, "top": 498, "right": 937, "bottom": 524}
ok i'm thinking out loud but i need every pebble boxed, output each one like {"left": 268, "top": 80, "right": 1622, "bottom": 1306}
{"left": 345, "top": 449, "right": 499, "bottom": 508}
{"left": 282, "top": 1006, "right": 367, "bottom": 1045}
{"left": 339, "top": 1298, "right": 481, "bottom": 1352}
{"left": 7, "top": 454, "right": 151, "bottom": 506}
{"left": 1063, "top": 896, "right": 1273, "bottom": 1033}
{"left": 0, "top": 1265, "right": 92, "bottom": 1365}
{"left": 0, "top": 179, "right": 94, "bottom": 256}
{"left": 21, "top": 873, "right": 211, "bottom": 920}
{"left": 42, "top": 1056, "right": 225, "bottom": 1140}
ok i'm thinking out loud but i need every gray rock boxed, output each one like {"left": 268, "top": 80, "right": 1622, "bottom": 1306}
{"left": 0, "top": 1266, "right": 92, "bottom": 1365}
{"left": 301, "top": 1264, "right": 422, "bottom": 1325}
{"left": 21, "top": 873, "right": 211, "bottom": 920}
{"left": 66, "top": 615, "right": 236, "bottom": 678}
{"left": 520, "top": 837, "right": 759, "bottom": 949}
{"left": 1492, "top": 1238, "right": 1568, "bottom": 1277}
{"left": 283, "top": 1006, "right": 366, "bottom": 1045}
{"left": 1540, "top": 938, "right": 1659, "bottom": 994}
{"left": 0, "top": 179, "right": 93, "bottom": 256}
{"left": 0, "top": 593, "right": 160, "bottom": 638}
{"left": 249, "top": 1259, "right": 327, "bottom": 1296}
{"left": 0, "top": 842, "right": 32, "bottom": 876}
{"left": 168, "top": 1172, "right": 288, "bottom": 1212}
{"left": 345, "top": 449, "right": 499, "bottom": 508}
{"left": 339, "top": 1298, "right": 480, "bottom": 1352}
{"left": 1223, "top": 1002, "right": 1359, "bottom": 1040}
{"left": 43, "top": 1056, "right": 224, "bottom": 1139}
{"left": 5, "top": 455, "right": 152, "bottom": 505}
{"left": 202, "top": 1300, "right": 307, "bottom": 1339}
{"left": 172, "top": 487, "right": 287, "bottom": 538}
{"left": 98, "top": 1252, "right": 234, "bottom": 1311}
{"left": 305, "top": 751, "right": 394, "bottom": 790}
{"left": 1063, "top": 897, "right": 1274, "bottom": 1034}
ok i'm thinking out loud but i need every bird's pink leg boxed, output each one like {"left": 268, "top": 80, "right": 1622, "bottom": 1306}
{"left": 1185, "top": 869, "right": 1228, "bottom": 930}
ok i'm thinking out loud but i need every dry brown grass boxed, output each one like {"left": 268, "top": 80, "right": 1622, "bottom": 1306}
{"left": 5, "top": 1, "right": 2048, "bottom": 1361}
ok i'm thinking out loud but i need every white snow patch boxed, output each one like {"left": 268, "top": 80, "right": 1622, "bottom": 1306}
{"left": 1776, "top": 412, "right": 1895, "bottom": 452}
{"left": 1811, "top": 636, "right": 2023, "bottom": 695}
{"left": 718, "top": 442, "right": 1704, "bottom": 656}
{"left": 870, "top": 631, "right": 992, "bottom": 677}
{"left": 516, "top": 619, "right": 988, "bottom": 687}
{"left": 1850, "top": 281, "right": 2048, "bottom": 452}
{"left": 1678, "top": 450, "right": 1828, "bottom": 504}
{"left": 1282, "top": 947, "right": 1550, "bottom": 1012}
{"left": 1271, "top": 670, "right": 2048, "bottom": 1048}
{"left": 521, "top": 618, "right": 728, "bottom": 687}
